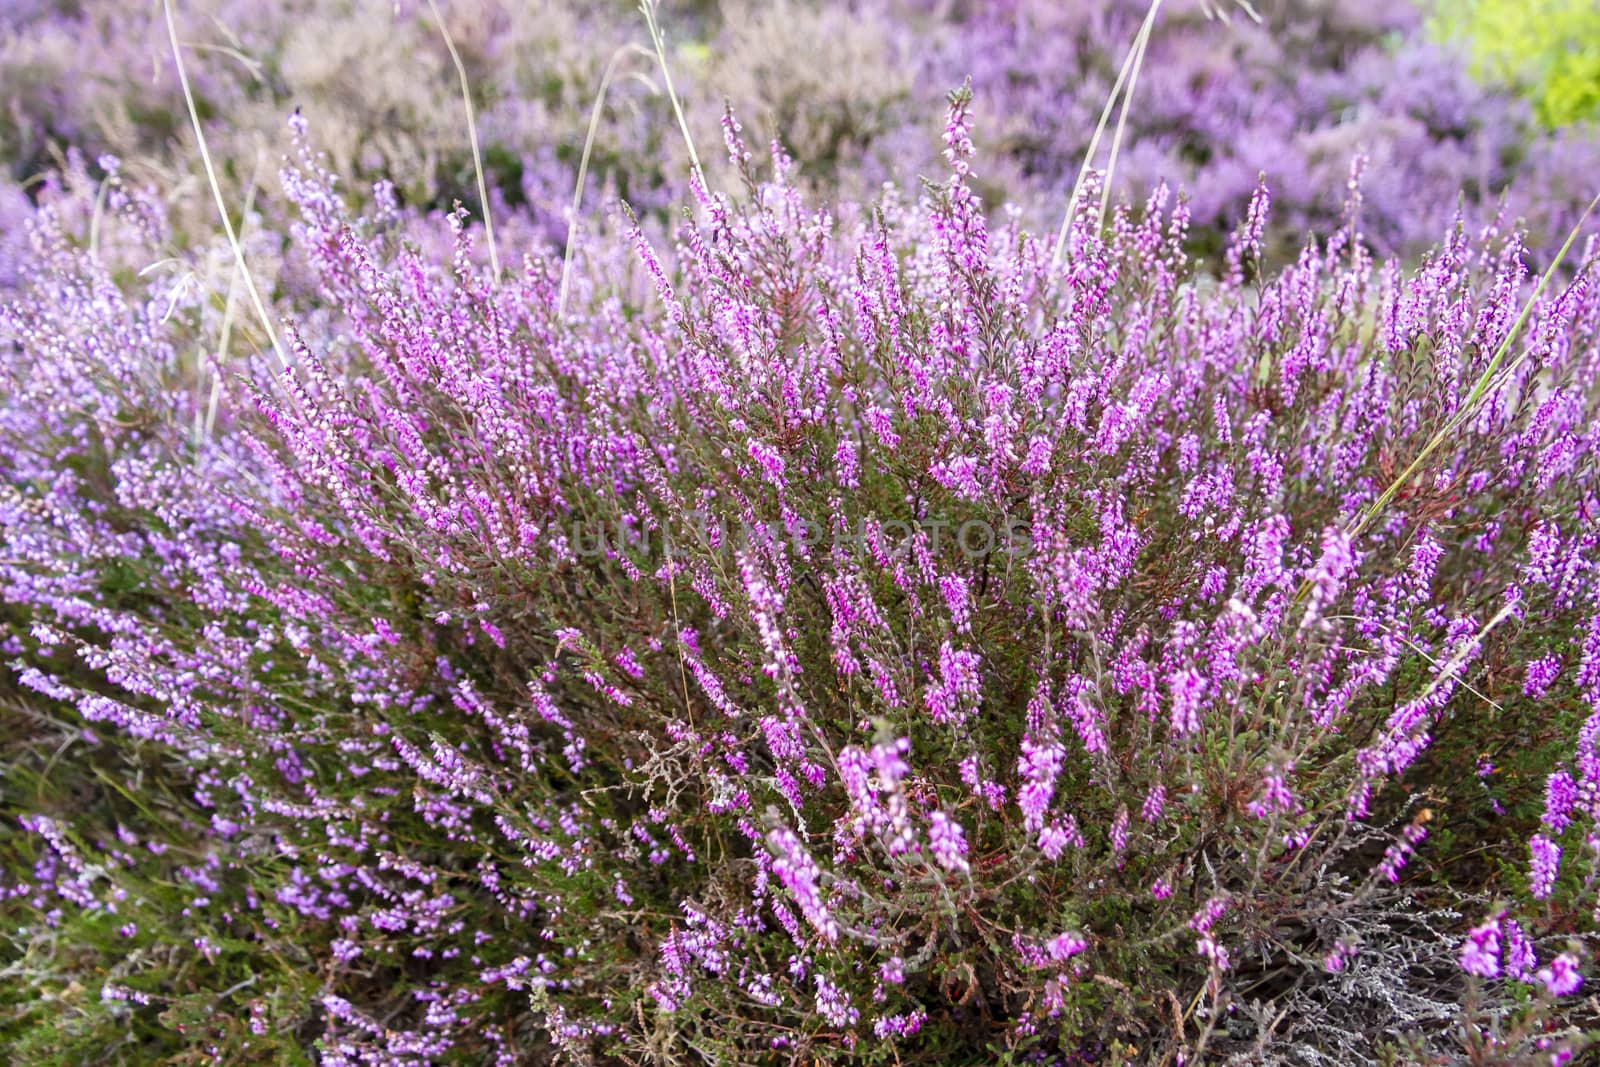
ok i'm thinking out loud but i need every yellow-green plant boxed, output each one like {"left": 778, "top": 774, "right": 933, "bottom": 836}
{"left": 1436, "top": 0, "right": 1600, "bottom": 128}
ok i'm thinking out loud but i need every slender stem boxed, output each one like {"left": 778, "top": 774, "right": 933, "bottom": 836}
{"left": 425, "top": 0, "right": 501, "bottom": 286}
{"left": 162, "top": 0, "right": 287, "bottom": 372}
{"left": 561, "top": 44, "right": 651, "bottom": 318}
{"left": 639, "top": 0, "right": 703, "bottom": 183}
{"left": 1098, "top": 0, "right": 1162, "bottom": 231}
{"left": 1051, "top": 0, "right": 1163, "bottom": 268}
{"left": 202, "top": 148, "right": 262, "bottom": 447}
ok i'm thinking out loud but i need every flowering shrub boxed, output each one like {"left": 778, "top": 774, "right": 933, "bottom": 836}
{"left": 3, "top": 82, "right": 1600, "bottom": 1062}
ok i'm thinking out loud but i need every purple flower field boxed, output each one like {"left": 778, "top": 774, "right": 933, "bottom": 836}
{"left": 4, "top": 1, "right": 1600, "bottom": 1063}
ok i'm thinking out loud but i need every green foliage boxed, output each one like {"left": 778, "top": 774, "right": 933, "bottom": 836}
{"left": 1435, "top": 0, "right": 1600, "bottom": 128}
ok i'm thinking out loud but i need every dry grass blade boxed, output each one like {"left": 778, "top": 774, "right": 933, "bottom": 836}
{"left": 200, "top": 148, "right": 263, "bottom": 448}
{"left": 424, "top": 0, "right": 501, "bottom": 287}
{"left": 1097, "top": 0, "right": 1162, "bottom": 232}
{"left": 640, "top": 0, "right": 704, "bottom": 185}
{"left": 561, "top": 43, "right": 654, "bottom": 319}
{"left": 162, "top": 0, "right": 288, "bottom": 373}
{"left": 1051, "top": 0, "right": 1164, "bottom": 269}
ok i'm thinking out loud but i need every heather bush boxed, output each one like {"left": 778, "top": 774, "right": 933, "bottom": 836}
{"left": 5, "top": 79, "right": 1600, "bottom": 1064}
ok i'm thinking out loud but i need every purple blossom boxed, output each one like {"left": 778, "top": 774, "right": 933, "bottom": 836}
{"left": 1536, "top": 953, "right": 1583, "bottom": 996}
{"left": 1503, "top": 919, "right": 1537, "bottom": 981}
{"left": 1530, "top": 834, "right": 1562, "bottom": 900}
{"left": 1526, "top": 655, "right": 1563, "bottom": 699}
{"left": 927, "top": 811, "right": 970, "bottom": 875}
{"left": 1460, "top": 916, "right": 1503, "bottom": 979}
{"left": 768, "top": 828, "right": 837, "bottom": 943}
{"left": 814, "top": 973, "right": 859, "bottom": 1028}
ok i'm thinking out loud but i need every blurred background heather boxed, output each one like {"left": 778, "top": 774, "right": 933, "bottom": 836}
{"left": 3, "top": 0, "right": 1597, "bottom": 267}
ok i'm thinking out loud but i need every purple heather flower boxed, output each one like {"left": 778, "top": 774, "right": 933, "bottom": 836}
{"left": 1046, "top": 932, "right": 1087, "bottom": 962}
{"left": 1526, "top": 655, "right": 1563, "bottom": 699}
{"left": 1530, "top": 834, "right": 1562, "bottom": 900}
{"left": 1537, "top": 954, "right": 1583, "bottom": 996}
{"left": 1544, "top": 771, "right": 1580, "bottom": 833}
{"left": 814, "top": 974, "right": 859, "bottom": 1028}
{"left": 767, "top": 828, "right": 837, "bottom": 943}
{"left": 1323, "top": 940, "right": 1351, "bottom": 974}
{"left": 1460, "top": 916, "right": 1503, "bottom": 979}
{"left": 1503, "top": 920, "right": 1537, "bottom": 981}
{"left": 927, "top": 811, "right": 970, "bottom": 875}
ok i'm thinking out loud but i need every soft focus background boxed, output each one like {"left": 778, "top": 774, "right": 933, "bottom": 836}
{"left": 4, "top": 0, "right": 1600, "bottom": 265}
